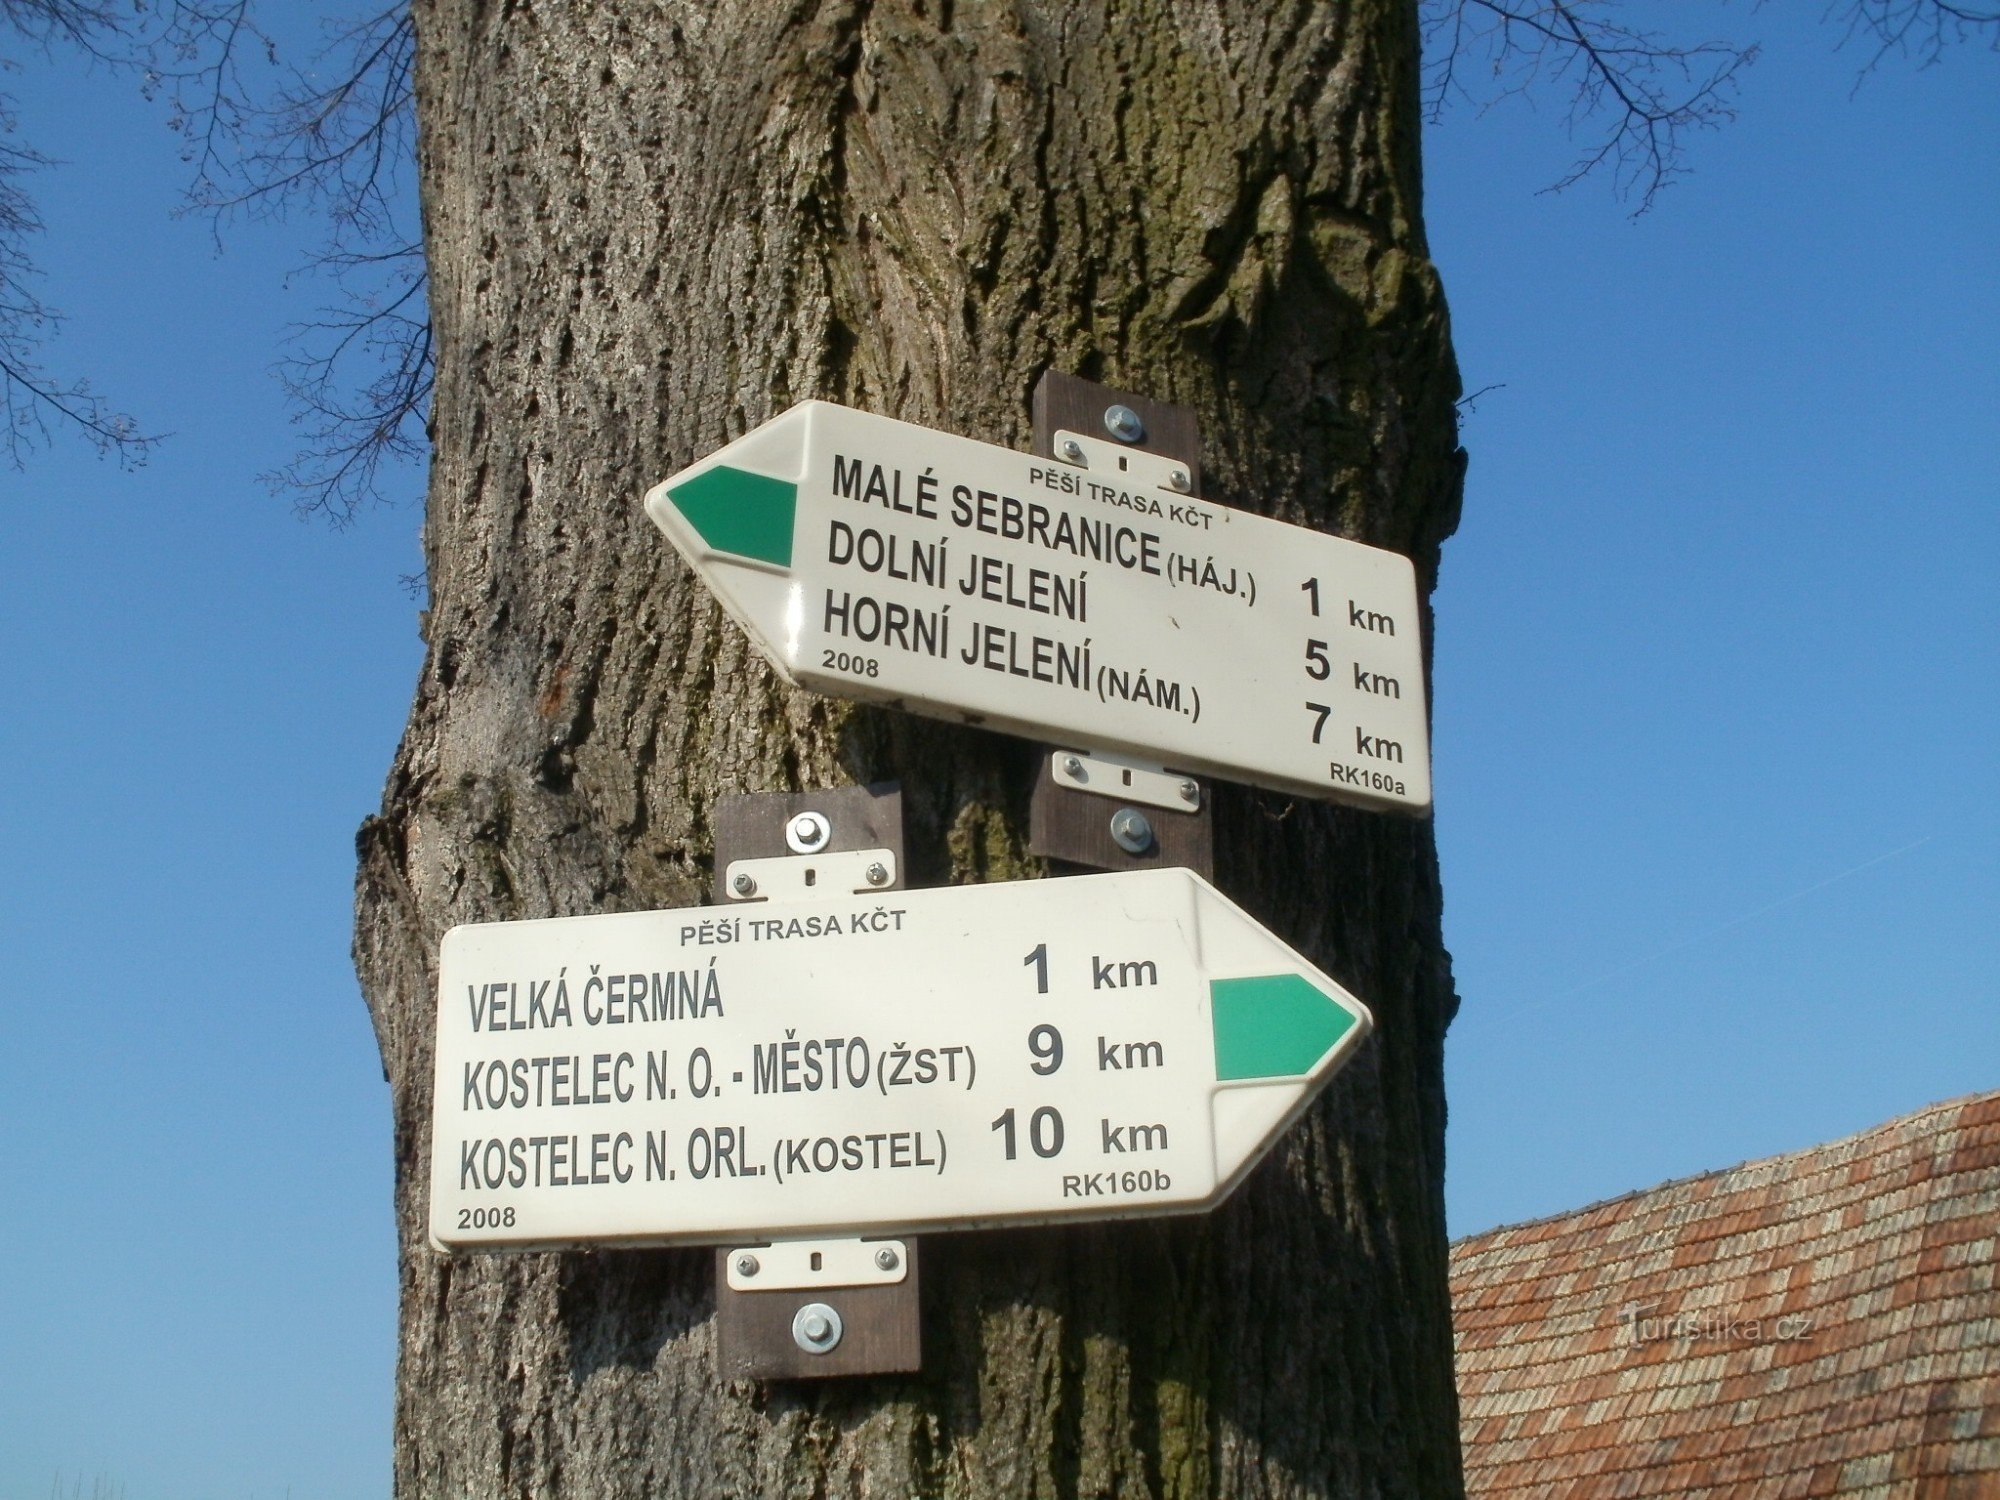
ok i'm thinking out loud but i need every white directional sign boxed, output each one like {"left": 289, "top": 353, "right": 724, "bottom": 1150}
{"left": 643, "top": 401, "right": 1431, "bottom": 813}
{"left": 429, "top": 870, "right": 1373, "bottom": 1252}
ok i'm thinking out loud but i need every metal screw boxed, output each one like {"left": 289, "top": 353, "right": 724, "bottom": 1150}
{"left": 785, "top": 810, "right": 831, "bottom": 854}
{"left": 792, "top": 1302, "right": 843, "bottom": 1355}
{"left": 731, "top": 872, "right": 757, "bottom": 897}
{"left": 1060, "top": 437, "right": 1085, "bottom": 462}
{"left": 1103, "top": 404, "right": 1146, "bottom": 444}
{"left": 1109, "top": 807, "right": 1154, "bottom": 855}
{"left": 1179, "top": 778, "right": 1200, "bottom": 804}
{"left": 1062, "top": 754, "right": 1085, "bottom": 778}
{"left": 874, "top": 1246, "right": 900, "bottom": 1271}
{"left": 735, "top": 1253, "right": 760, "bottom": 1277}
{"left": 1168, "top": 467, "right": 1191, "bottom": 493}
{"left": 865, "top": 861, "right": 889, "bottom": 887}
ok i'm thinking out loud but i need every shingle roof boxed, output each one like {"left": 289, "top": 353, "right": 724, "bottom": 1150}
{"left": 1451, "top": 1090, "right": 2000, "bottom": 1498}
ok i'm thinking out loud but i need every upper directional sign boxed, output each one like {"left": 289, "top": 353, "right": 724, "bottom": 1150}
{"left": 643, "top": 401, "right": 1432, "bottom": 813}
{"left": 429, "top": 869, "right": 1373, "bottom": 1252}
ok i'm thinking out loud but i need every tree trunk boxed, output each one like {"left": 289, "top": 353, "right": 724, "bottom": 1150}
{"left": 359, "top": 1, "right": 1465, "bottom": 1494}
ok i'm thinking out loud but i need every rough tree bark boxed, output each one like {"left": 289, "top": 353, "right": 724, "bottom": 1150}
{"left": 357, "top": 1, "right": 1465, "bottom": 1494}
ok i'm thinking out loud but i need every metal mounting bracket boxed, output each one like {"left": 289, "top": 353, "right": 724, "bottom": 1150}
{"left": 1031, "top": 368, "right": 1202, "bottom": 493}
{"left": 1028, "top": 752, "right": 1214, "bottom": 877}
{"left": 1049, "top": 429, "right": 1194, "bottom": 496}
{"left": 721, "top": 847, "right": 897, "bottom": 903}
{"left": 1050, "top": 749, "right": 1202, "bottom": 813}
{"left": 711, "top": 1235, "right": 922, "bottom": 1379}
{"left": 708, "top": 783, "right": 922, "bottom": 1380}
{"left": 724, "top": 1236, "right": 910, "bottom": 1292}
{"left": 707, "top": 785, "right": 907, "bottom": 902}
{"left": 1027, "top": 372, "right": 1215, "bottom": 878}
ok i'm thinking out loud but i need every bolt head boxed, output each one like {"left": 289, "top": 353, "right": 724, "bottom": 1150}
{"left": 791, "top": 1301, "right": 843, "bottom": 1354}
{"left": 1104, "top": 404, "right": 1146, "bottom": 444}
{"left": 1179, "top": 779, "right": 1199, "bottom": 802}
{"left": 1060, "top": 438, "right": 1084, "bottom": 462}
{"left": 874, "top": 1246, "right": 899, "bottom": 1271}
{"left": 731, "top": 873, "right": 756, "bottom": 896}
{"left": 1169, "top": 467, "right": 1191, "bottom": 493}
{"left": 1109, "top": 806, "right": 1155, "bottom": 855}
{"left": 735, "top": 1253, "right": 760, "bottom": 1277}
{"left": 785, "top": 810, "right": 831, "bottom": 853}
{"left": 866, "top": 861, "right": 889, "bottom": 887}
{"left": 1062, "top": 755, "right": 1084, "bottom": 777}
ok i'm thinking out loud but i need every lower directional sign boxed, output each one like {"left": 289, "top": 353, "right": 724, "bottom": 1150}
{"left": 429, "top": 869, "right": 1372, "bottom": 1251}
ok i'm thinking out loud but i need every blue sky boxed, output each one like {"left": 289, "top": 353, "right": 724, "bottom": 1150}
{"left": 2, "top": 7, "right": 1994, "bottom": 1497}
{"left": 1426, "top": 16, "right": 1999, "bottom": 1234}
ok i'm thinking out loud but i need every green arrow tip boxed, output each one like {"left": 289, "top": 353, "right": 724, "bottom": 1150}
{"left": 667, "top": 464, "right": 796, "bottom": 567}
{"left": 1210, "top": 974, "right": 1356, "bottom": 1081}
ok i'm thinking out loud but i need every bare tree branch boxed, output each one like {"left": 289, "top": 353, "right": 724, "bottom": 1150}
{"left": 1455, "top": 381, "right": 1507, "bottom": 418}
{"left": 8, "top": 0, "right": 1989, "bottom": 500}
{"left": 156, "top": 3, "right": 428, "bottom": 521}
{"left": 173, "top": 5, "right": 414, "bottom": 237}
{"left": 1, "top": 0, "right": 428, "bottom": 500}
{"left": 0, "top": 0, "right": 165, "bottom": 466}
{"left": 1421, "top": 0, "right": 1759, "bottom": 213}
{"left": 1422, "top": 2, "right": 1996, "bottom": 211}
{"left": 4, "top": 0, "right": 124, "bottom": 61}
{"left": 265, "top": 243, "right": 432, "bottom": 525}
{"left": 1828, "top": 0, "right": 2000, "bottom": 77}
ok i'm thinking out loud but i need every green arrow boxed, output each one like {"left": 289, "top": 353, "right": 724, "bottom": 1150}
{"left": 1209, "top": 974, "right": 1357, "bottom": 1081}
{"left": 666, "top": 464, "right": 797, "bottom": 567}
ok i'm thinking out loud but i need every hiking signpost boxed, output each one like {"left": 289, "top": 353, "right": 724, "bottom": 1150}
{"left": 430, "top": 384, "right": 1427, "bottom": 1375}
